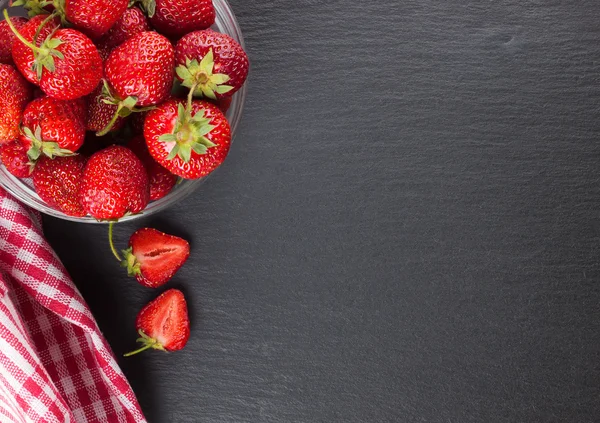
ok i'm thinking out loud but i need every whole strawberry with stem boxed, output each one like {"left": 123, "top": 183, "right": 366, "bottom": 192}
{"left": 10, "top": 14, "right": 60, "bottom": 85}
{"left": 96, "top": 6, "right": 150, "bottom": 52}
{"left": 144, "top": 97, "right": 231, "bottom": 179}
{"left": 134, "top": 0, "right": 214, "bottom": 39}
{"left": 128, "top": 135, "right": 177, "bottom": 200}
{"left": 175, "top": 29, "right": 249, "bottom": 100}
{"left": 0, "top": 64, "right": 33, "bottom": 144}
{"left": 100, "top": 31, "right": 174, "bottom": 135}
{"left": 0, "top": 140, "right": 30, "bottom": 178}
{"left": 124, "top": 289, "right": 190, "bottom": 356}
{"left": 19, "top": 96, "right": 85, "bottom": 162}
{"left": 79, "top": 145, "right": 149, "bottom": 220}
{"left": 4, "top": 10, "right": 102, "bottom": 100}
{"left": 32, "top": 155, "right": 86, "bottom": 216}
{"left": 0, "top": 17, "right": 27, "bottom": 64}
{"left": 108, "top": 226, "right": 190, "bottom": 288}
{"left": 86, "top": 82, "right": 125, "bottom": 133}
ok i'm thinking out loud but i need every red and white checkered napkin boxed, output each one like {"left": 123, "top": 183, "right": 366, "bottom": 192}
{"left": 0, "top": 188, "right": 146, "bottom": 423}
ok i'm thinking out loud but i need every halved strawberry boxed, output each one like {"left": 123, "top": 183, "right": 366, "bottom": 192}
{"left": 124, "top": 289, "right": 190, "bottom": 356}
{"left": 121, "top": 228, "right": 190, "bottom": 288}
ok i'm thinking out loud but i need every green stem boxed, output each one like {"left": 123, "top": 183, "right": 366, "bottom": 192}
{"left": 32, "top": 13, "right": 55, "bottom": 46}
{"left": 187, "top": 83, "right": 198, "bottom": 112}
{"left": 123, "top": 344, "right": 154, "bottom": 357}
{"left": 108, "top": 222, "right": 122, "bottom": 262}
{"left": 2, "top": 9, "right": 44, "bottom": 53}
{"left": 97, "top": 106, "right": 123, "bottom": 137}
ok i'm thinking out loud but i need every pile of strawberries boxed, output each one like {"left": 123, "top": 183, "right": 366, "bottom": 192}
{"left": 0, "top": 0, "right": 249, "bottom": 220}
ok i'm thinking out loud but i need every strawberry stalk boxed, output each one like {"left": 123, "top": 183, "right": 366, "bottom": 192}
{"left": 108, "top": 221, "right": 123, "bottom": 261}
{"left": 124, "top": 329, "right": 166, "bottom": 357}
{"left": 97, "top": 81, "right": 154, "bottom": 136}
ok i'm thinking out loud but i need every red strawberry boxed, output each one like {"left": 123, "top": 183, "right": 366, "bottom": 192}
{"left": 0, "top": 140, "right": 30, "bottom": 178}
{"left": 0, "top": 17, "right": 27, "bottom": 64}
{"left": 135, "top": 0, "right": 214, "bottom": 39}
{"left": 5, "top": 12, "right": 103, "bottom": 100}
{"left": 19, "top": 96, "right": 86, "bottom": 161}
{"left": 100, "top": 31, "right": 174, "bottom": 135}
{"left": 79, "top": 145, "right": 149, "bottom": 220}
{"left": 144, "top": 98, "right": 231, "bottom": 179}
{"left": 86, "top": 82, "right": 125, "bottom": 133}
{"left": 10, "top": 14, "right": 60, "bottom": 85}
{"left": 121, "top": 228, "right": 190, "bottom": 287}
{"left": 214, "top": 97, "right": 232, "bottom": 113}
{"left": 175, "top": 29, "right": 249, "bottom": 100}
{"left": 124, "top": 289, "right": 190, "bottom": 356}
{"left": 55, "top": 0, "right": 129, "bottom": 40}
{"left": 32, "top": 155, "right": 87, "bottom": 216}
{"left": 97, "top": 7, "right": 150, "bottom": 51}
{"left": 0, "top": 64, "right": 33, "bottom": 144}
{"left": 128, "top": 135, "right": 177, "bottom": 200}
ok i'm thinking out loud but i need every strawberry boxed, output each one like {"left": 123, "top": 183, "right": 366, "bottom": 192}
{"left": 19, "top": 96, "right": 85, "bottom": 161}
{"left": 86, "top": 82, "right": 125, "bottom": 133}
{"left": 54, "top": 0, "right": 129, "bottom": 40}
{"left": 121, "top": 228, "right": 190, "bottom": 287}
{"left": 0, "top": 140, "right": 30, "bottom": 178}
{"left": 10, "top": 14, "right": 60, "bottom": 85}
{"left": 96, "top": 7, "right": 150, "bottom": 51}
{"left": 32, "top": 155, "right": 87, "bottom": 216}
{"left": 100, "top": 31, "right": 174, "bottom": 135}
{"left": 5, "top": 12, "right": 103, "bottom": 100}
{"left": 124, "top": 289, "right": 190, "bottom": 356}
{"left": 175, "top": 29, "right": 249, "bottom": 100}
{"left": 0, "top": 64, "right": 33, "bottom": 144}
{"left": 0, "top": 17, "right": 27, "bottom": 64}
{"left": 128, "top": 135, "right": 177, "bottom": 200}
{"left": 135, "top": 0, "right": 214, "bottom": 39}
{"left": 213, "top": 97, "right": 232, "bottom": 113}
{"left": 79, "top": 145, "right": 149, "bottom": 220}
{"left": 144, "top": 98, "right": 231, "bottom": 179}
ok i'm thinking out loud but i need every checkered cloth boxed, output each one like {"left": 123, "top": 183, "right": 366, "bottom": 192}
{"left": 0, "top": 188, "right": 146, "bottom": 422}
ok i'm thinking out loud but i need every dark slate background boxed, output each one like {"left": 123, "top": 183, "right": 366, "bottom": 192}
{"left": 42, "top": 0, "right": 600, "bottom": 422}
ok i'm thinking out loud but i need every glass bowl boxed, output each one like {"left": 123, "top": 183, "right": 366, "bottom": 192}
{"left": 0, "top": 0, "right": 247, "bottom": 223}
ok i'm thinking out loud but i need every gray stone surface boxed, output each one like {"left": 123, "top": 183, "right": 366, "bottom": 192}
{"left": 43, "top": 0, "right": 600, "bottom": 421}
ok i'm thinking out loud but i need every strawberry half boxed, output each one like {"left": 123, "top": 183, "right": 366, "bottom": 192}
{"left": 100, "top": 31, "right": 175, "bottom": 135}
{"left": 0, "top": 64, "right": 33, "bottom": 144}
{"left": 32, "top": 155, "right": 87, "bottom": 216}
{"left": 19, "top": 96, "right": 86, "bottom": 162}
{"left": 125, "top": 289, "right": 190, "bottom": 356}
{"left": 128, "top": 135, "right": 177, "bottom": 201}
{"left": 175, "top": 29, "right": 249, "bottom": 100}
{"left": 0, "top": 17, "right": 27, "bottom": 64}
{"left": 79, "top": 145, "right": 149, "bottom": 220}
{"left": 135, "top": 0, "right": 214, "bottom": 39}
{"left": 144, "top": 98, "right": 231, "bottom": 179}
{"left": 0, "top": 139, "right": 30, "bottom": 178}
{"left": 121, "top": 228, "right": 190, "bottom": 288}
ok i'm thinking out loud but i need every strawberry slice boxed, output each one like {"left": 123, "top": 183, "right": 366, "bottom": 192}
{"left": 121, "top": 228, "right": 190, "bottom": 288}
{"left": 125, "top": 289, "right": 190, "bottom": 356}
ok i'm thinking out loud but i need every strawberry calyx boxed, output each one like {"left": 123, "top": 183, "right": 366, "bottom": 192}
{"left": 97, "top": 80, "right": 154, "bottom": 136}
{"left": 22, "top": 125, "right": 76, "bottom": 163}
{"left": 2, "top": 9, "right": 63, "bottom": 81}
{"left": 11, "top": 0, "right": 53, "bottom": 17}
{"left": 129, "top": 0, "right": 155, "bottom": 17}
{"left": 158, "top": 102, "right": 216, "bottom": 163}
{"left": 176, "top": 49, "right": 234, "bottom": 100}
{"left": 121, "top": 247, "right": 142, "bottom": 277}
{"left": 123, "top": 329, "right": 166, "bottom": 357}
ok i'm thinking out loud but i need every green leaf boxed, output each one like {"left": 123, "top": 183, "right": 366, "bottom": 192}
{"left": 179, "top": 144, "right": 192, "bottom": 163}
{"left": 166, "top": 144, "right": 180, "bottom": 160}
{"left": 176, "top": 65, "right": 192, "bottom": 81}
{"left": 12, "top": 0, "right": 26, "bottom": 7}
{"left": 199, "top": 49, "right": 215, "bottom": 75}
{"left": 122, "top": 96, "right": 138, "bottom": 110}
{"left": 216, "top": 85, "right": 234, "bottom": 94}
{"left": 191, "top": 143, "right": 208, "bottom": 155}
{"left": 177, "top": 103, "right": 186, "bottom": 123}
{"left": 199, "top": 136, "right": 217, "bottom": 148}
{"left": 159, "top": 134, "right": 177, "bottom": 143}
{"left": 201, "top": 85, "right": 216, "bottom": 100}
{"left": 195, "top": 124, "right": 215, "bottom": 137}
{"left": 22, "top": 126, "right": 36, "bottom": 141}
{"left": 211, "top": 74, "right": 231, "bottom": 85}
